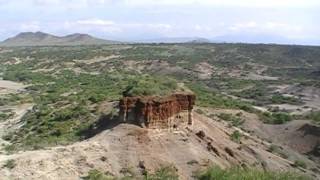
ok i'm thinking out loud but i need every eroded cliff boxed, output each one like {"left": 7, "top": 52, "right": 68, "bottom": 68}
{"left": 119, "top": 93, "right": 196, "bottom": 129}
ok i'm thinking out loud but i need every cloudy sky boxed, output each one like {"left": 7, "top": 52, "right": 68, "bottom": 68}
{"left": 0, "top": 0, "right": 319, "bottom": 45}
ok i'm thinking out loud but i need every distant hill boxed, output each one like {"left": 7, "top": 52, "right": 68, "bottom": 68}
{"left": 0, "top": 32, "right": 119, "bottom": 46}
{"left": 134, "top": 37, "right": 211, "bottom": 43}
{"left": 187, "top": 37, "right": 211, "bottom": 43}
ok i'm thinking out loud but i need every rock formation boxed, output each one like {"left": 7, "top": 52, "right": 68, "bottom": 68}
{"left": 119, "top": 93, "right": 196, "bottom": 129}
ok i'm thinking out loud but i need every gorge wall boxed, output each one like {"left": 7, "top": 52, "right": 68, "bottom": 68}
{"left": 119, "top": 93, "right": 196, "bottom": 129}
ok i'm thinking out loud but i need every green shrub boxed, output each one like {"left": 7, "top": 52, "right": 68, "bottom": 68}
{"left": 267, "top": 144, "right": 289, "bottom": 159}
{"left": 306, "top": 111, "right": 320, "bottom": 123}
{"left": 3, "top": 159, "right": 16, "bottom": 169}
{"left": 123, "top": 75, "right": 177, "bottom": 97}
{"left": 230, "top": 130, "right": 242, "bottom": 143}
{"left": 259, "top": 112, "right": 293, "bottom": 124}
{"left": 0, "top": 112, "right": 14, "bottom": 121}
{"left": 272, "top": 112, "right": 292, "bottom": 124}
{"left": 145, "top": 165, "right": 179, "bottom": 180}
{"left": 218, "top": 113, "right": 245, "bottom": 127}
{"left": 271, "top": 95, "right": 303, "bottom": 105}
{"left": 294, "top": 160, "right": 307, "bottom": 169}
{"left": 196, "top": 166, "right": 311, "bottom": 180}
{"left": 82, "top": 169, "right": 115, "bottom": 180}
{"left": 187, "top": 83, "right": 254, "bottom": 111}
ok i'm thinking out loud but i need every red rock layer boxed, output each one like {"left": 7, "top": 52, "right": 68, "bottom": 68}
{"left": 119, "top": 93, "right": 196, "bottom": 128}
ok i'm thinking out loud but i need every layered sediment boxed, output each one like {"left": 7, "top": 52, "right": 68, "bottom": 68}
{"left": 119, "top": 93, "right": 196, "bottom": 129}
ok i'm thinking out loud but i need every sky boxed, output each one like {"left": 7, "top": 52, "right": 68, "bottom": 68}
{"left": 0, "top": 0, "right": 319, "bottom": 45}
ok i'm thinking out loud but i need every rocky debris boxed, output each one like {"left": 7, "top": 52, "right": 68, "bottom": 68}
{"left": 207, "top": 142, "right": 220, "bottom": 156}
{"left": 225, "top": 147, "right": 235, "bottom": 157}
{"left": 119, "top": 93, "right": 196, "bottom": 129}
{"left": 138, "top": 161, "right": 147, "bottom": 175}
{"left": 298, "top": 124, "right": 320, "bottom": 137}
{"left": 311, "top": 144, "right": 320, "bottom": 157}
{"left": 196, "top": 130, "right": 206, "bottom": 140}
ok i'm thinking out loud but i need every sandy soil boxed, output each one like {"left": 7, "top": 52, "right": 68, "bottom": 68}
{"left": 0, "top": 80, "right": 26, "bottom": 95}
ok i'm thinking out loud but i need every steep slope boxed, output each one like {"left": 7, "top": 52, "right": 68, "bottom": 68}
{"left": 0, "top": 32, "right": 119, "bottom": 46}
{"left": 0, "top": 111, "right": 317, "bottom": 180}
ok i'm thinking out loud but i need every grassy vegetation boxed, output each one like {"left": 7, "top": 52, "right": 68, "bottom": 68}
{"left": 294, "top": 160, "right": 307, "bottom": 169}
{"left": 271, "top": 94, "right": 303, "bottom": 105}
{"left": 0, "top": 110, "right": 14, "bottom": 122}
{"left": 82, "top": 169, "right": 115, "bottom": 180}
{"left": 122, "top": 75, "right": 177, "bottom": 97}
{"left": 83, "top": 166, "right": 179, "bottom": 180}
{"left": 0, "top": 43, "right": 319, "bottom": 152}
{"left": 258, "top": 112, "right": 293, "bottom": 124}
{"left": 187, "top": 82, "right": 254, "bottom": 112}
{"left": 196, "top": 166, "right": 311, "bottom": 180}
{"left": 2, "top": 159, "right": 16, "bottom": 169}
{"left": 306, "top": 111, "right": 320, "bottom": 124}
{"left": 218, "top": 113, "right": 245, "bottom": 127}
{"left": 267, "top": 144, "right": 289, "bottom": 159}
{"left": 83, "top": 166, "right": 311, "bottom": 180}
{"left": 3, "top": 68, "right": 178, "bottom": 151}
{"left": 230, "top": 130, "right": 242, "bottom": 143}
{"left": 145, "top": 165, "right": 179, "bottom": 180}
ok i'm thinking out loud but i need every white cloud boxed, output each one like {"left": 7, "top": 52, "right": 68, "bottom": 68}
{"left": 9, "top": 0, "right": 313, "bottom": 8}
{"left": 20, "top": 21, "right": 41, "bottom": 31}
{"left": 61, "top": 19, "right": 173, "bottom": 35}
{"left": 227, "top": 21, "right": 305, "bottom": 39}
{"left": 122, "top": 0, "right": 320, "bottom": 7}
{"left": 229, "top": 21, "right": 258, "bottom": 31}
{"left": 194, "top": 25, "right": 212, "bottom": 32}
{"left": 76, "top": 19, "right": 115, "bottom": 26}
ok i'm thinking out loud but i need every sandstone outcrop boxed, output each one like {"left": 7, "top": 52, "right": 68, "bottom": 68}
{"left": 119, "top": 93, "right": 196, "bottom": 129}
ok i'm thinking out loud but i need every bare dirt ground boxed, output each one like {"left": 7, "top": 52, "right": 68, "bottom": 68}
{"left": 0, "top": 111, "right": 317, "bottom": 180}
{"left": 268, "top": 84, "right": 320, "bottom": 114}
{"left": 0, "top": 103, "right": 34, "bottom": 153}
{"left": 0, "top": 79, "right": 33, "bottom": 153}
{"left": 194, "top": 62, "right": 214, "bottom": 79}
{"left": 0, "top": 80, "right": 26, "bottom": 95}
{"left": 75, "top": 55, "right": 120, "bottom": 64}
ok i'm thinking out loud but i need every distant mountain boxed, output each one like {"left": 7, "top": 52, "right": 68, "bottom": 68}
{"left": 187, "top": 37, "right": 211, "bottom": 44}
{"left": 133, "top": 37, "right": 211, "bottom": 43}
{"left": 0, "top": 32, "right": 119, "bottom": 46}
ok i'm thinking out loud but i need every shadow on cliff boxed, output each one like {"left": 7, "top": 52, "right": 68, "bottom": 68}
{"left": 77, "top": 113, "right": 122, "bottom": 139}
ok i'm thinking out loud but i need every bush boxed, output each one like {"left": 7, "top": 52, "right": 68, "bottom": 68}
{"left": 196, "top": 166, "right": 311, "bottom": 180}
{"left": 272, "top": 112, "right": 292, "bottom": 124}
{"left": 230, "top": 130, "right": 242, "bottom": 143}
{"left": 271, "top": 95, "right": 303, "bottom": 105}
{"left": 306, "top": 111, "right": 320, "bottom": 123}
{"left": 218, "top": 113, "right": 245, "bottom": 127}
{"left": 123, "top": 75, "right": 177, "bottom": 97}
{"left": 267, "top": 144, "right": 289, "bottom": 159}
{"left": 3, "top": 159, "right": 16, "bottom": 169}
{"left": 82, "top": 169, "right": 114, "bottom": 180}
{"left": 294, "top": 160, "right": 307, "bottom": 169}
{"left": 188, "top": 83, "right": 254, "bottom": 111}
{"left": 259, "top": 112, "right": 293, "bottom": 124}
{"left": 145, "top": 165, "right": 179, "bottom": 180}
